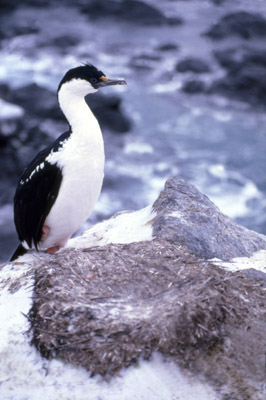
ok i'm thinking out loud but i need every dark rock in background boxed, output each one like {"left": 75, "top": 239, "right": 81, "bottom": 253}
{"left": 130, "top": 53, "right": 162, "bottom": 70}
{"left": 157, "top": 43, "right": 179, "bottom": 52}
{"left": 206, "top": 11, "right": 266, "bottom": 40}
{"left": 176, "top": 58, "right": 210, "bottom": 73}
{"left": 214, "top": 47, "right": 266, "bottom": 73}
{"left": 81, "top": 0, "right": 183, "bottom": 26}
{"left": 210, "top": 47, "right": 266, "bottom": 106}
{"left": 87, "top": 93, "right": 132, "bottom": 134}
{"left": 210, "top": 0, "right": 228, "bottom": 5}
{"left": 1, "top": 84, "right": 63, "bottom": 120}
{"left": 0, "top": 24, "right": 39, "bottom": 40}
{"left": 0, "top": 83, "right": 131, "bottom": 131}
{"left": 182, "top": 79, "right": 205, "bottom": 93}
{"left": 50, "top": 35, "right": 80, "bottom": 49}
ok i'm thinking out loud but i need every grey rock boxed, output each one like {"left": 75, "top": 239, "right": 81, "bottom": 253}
{"left": 241, "top": 268, "right": 266, "bottom": 288}
{"left": 205, "top": 12, "right": 266, "bottom": 40}
{"left": 0, "top": 83, "right": 62, "bottom": 120}
{"left": 157, "top": 43, "right": 179, "bottom": 52}
{"left": 182, "top": 79, "right": 205, "bottom": 93}
{"left": 81, "top": 0, "right": 183, "bottom": 26}
{"left": 0, "top": 83, "right": 131, "bottom": 132}
{"left": 130, "top": 53, "right": 162, "bottom": 71}
{"left": 210, "top": 0, "right": 227, "bottom": 4}
{"left": 211, "top": 48, "right": 266, "bottom": 106}
{"left": 152, "top": 177, "right": 266, "bottom": 260}
{"left": 87, "top": 93, "right": 132, "bottom": 134}
{"left": 176, "top": 58, "right": 210, "bottom": 73}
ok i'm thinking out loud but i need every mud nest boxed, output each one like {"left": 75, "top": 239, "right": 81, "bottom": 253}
{"left": 28, "top": 239, "right": 250, "bottom": 376}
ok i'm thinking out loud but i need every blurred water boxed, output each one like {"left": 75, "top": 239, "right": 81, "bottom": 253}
{"left": 0, "top": 1, "right": 266, "bottom": 262}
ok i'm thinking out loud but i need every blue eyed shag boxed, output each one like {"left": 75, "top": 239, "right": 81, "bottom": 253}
{"left": 10, "top": 63, "right": 127, "bottom": 261}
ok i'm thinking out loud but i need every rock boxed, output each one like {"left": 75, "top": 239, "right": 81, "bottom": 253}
{"left": 176, "top": 58, "right": 210, "bottom": 73}
{"left": 214, "top": 47, "right": 266, "bottom": 72}
{"left": 88, "top": 93, "right": 132, "bottom": 133}
{"left": 0, "top": 84, "right": 63, "bottom": 196}
{"left": 0, "top": 95, "right": 26, "bottom": 189}
{"left": 0, "top": 83, "right": 62, "bottom": 120}
{"left": 47, "top": 34, "right": 80, "bottom": 49}
{"left": 157, "top": 43, "right": 179, "bottom": 52}
{"left": 0, "top": 83, "right": 131, "bottom": 133}
{"left": 1, "top": 175, "right": 266, "bottom": 399}
{"left": 0, "top": 98, "right": 24, "bottom": 143}
{"left": 210, "top": 47, "right": 266, "bottom": 106}
{"left": 206, "top": 11, "right": 266, "bottom": 40}
{"left": 81, "top": 0, "right": 183, "bottom": 26}
{"left": 210, "top": 0, "right": 227, "bottom": 4}
{"left": 0, "top": 11, "right": 39, "bottom": 40}
{"left": 152, "top": 177, "right": 266, "bottom": 260}
{"left": 182, "top": 79, "right": 205, "bottom": 93}
{"left": 130, "top": 53, "right": 162, "bottom": 71}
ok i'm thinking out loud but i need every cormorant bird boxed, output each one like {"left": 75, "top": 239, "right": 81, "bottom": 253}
{"left": 11, "top": 63, "right": 126, "bottom": 261}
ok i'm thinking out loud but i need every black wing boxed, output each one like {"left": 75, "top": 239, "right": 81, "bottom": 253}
{"left": 14, "top": 131, "right": 71, "bottom": 250}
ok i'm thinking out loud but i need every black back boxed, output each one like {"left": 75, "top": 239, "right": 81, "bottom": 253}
{"left": 14, "top": 131, "right": 71, "bottom": 250}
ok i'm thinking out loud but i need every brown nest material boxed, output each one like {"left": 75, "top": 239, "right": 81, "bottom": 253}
{"left": 27, "top": 237, "right": 266, "bottom": 398}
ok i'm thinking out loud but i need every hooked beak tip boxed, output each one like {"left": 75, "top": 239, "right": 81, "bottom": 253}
{"left": 95, "top": 78, "right": 127, "bottom": 89}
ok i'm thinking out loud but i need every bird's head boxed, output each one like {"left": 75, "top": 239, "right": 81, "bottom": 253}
{"left": 58, "top": 63, "right": 127, "bottom": 96}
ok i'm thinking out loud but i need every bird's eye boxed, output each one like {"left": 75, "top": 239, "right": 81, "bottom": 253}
{"left": 90, "top": 78, "right": 98, "bottom": 84}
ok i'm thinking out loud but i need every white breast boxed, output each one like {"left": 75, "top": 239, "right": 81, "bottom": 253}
{"left": 40, "top": 138, "right": 104, "bottom": 249}
{"left": 39, "top": 83, "right": 105, "bottom": 250}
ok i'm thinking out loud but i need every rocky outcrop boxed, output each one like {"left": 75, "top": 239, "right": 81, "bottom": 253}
{"left": 81, "top": 0, "right": 182, "bottom": 26}
{"left": 210, "top": 47, "right": 266, "bottom": 106}
{"left": 176, "top": 58, "right": 210, "bottom": 74}
{"left": 205, "top": 12, "right": 266, "bottom": 40}
{"left": 0, "top": 83, "right": 131, "bottom": 133}
{"left": 152, "top": 177, "right": 266, "bottom": 260}
{"left": 1, "top": 176, "right": 266, "bottom": 400}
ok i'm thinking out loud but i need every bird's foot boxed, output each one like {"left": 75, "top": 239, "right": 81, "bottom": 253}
{"left": 41, "top": 225, "right": 50, "bottom": 241}
{"left": 45, "top": 245, "right": 61, "bottom": 254}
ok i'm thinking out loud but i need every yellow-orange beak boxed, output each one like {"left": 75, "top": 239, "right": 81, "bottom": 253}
{"left": 95, "top": 75, "right": 127, "bottom": 88}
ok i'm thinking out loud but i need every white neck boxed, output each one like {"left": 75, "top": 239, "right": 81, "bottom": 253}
{"left": 57, "top": 79, "right": 101, "bottom": 142}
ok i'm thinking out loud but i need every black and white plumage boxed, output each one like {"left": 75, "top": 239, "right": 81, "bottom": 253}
{"left": 11, "top": 63, "right": 126, "bottom": 261}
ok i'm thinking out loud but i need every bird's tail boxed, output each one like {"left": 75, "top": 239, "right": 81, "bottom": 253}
{"left": 10, "top": 244, "right": 28, "bottom": 261}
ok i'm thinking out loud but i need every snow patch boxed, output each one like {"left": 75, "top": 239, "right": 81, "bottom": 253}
{"left": 68, "top": 205, "right": 156, "bottom": 249}
{"left": 212, "top": 249, "right": 266, "bottom": 273}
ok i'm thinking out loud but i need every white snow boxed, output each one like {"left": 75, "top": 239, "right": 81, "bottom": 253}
{"left": 212, "top": 249, "right": 266, "bottom": 273}
{"left": 68, "top": 204, "right": 156, "bottom": 249}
